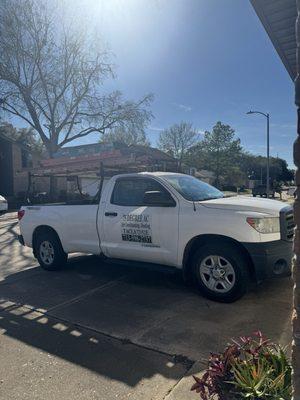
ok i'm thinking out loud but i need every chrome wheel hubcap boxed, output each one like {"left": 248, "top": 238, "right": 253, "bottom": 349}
{"left": 199, "top": 255, "right": 236, "bottom": 293}
{"left": 40, "top": 241, "right": 54, "bottom": 265}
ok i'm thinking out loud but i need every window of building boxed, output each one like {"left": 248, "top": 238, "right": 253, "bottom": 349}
{"left": 21, "top": 149, "right": 33, "bottom": 168}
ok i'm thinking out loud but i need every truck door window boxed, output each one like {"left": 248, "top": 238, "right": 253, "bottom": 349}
{"left": 111, "top": 178, "right": 173, "bottom": 206}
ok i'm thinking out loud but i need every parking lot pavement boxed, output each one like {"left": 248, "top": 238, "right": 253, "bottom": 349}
{"left": 0, "top": 213, "right": 293, "bottom": 399}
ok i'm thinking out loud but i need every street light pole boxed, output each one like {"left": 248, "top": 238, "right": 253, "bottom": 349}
{"left": 247, "top": 110, "right": 270, "bottom": 197}
{"left": 266, "top": 113, "right": 270, "bottom": 197}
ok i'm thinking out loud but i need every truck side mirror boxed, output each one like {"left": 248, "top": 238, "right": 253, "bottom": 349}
{"left": 143, "top": 191, "right": 176, "bottom": 207}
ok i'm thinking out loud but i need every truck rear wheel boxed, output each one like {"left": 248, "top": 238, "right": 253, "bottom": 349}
{"left": 192, "top": 243, "right": 249, "bottom": 302}
{"left": 34, "top": 231, "right": 67, "bottom": 271}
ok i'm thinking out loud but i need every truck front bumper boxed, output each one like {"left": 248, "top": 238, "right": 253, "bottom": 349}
{"left": 242, "top": 240, "right": 293, "bottom": 282}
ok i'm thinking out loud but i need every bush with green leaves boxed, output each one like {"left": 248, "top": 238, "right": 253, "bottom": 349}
{"left": 191, "top": 331, "right": 292, "bottom": 400}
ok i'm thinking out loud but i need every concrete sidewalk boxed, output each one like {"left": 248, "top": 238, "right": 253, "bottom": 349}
{"left": 0, "top": 301, "right": 194, "bottom": 400}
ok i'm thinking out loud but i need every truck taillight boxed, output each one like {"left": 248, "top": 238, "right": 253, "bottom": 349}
{"left": 18, "top": 210, "right": 25, "bottom": 220}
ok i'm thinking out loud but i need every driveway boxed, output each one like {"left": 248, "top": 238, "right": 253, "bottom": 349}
{"left": 0, "top": 212, "right": 293, "bottom": 399}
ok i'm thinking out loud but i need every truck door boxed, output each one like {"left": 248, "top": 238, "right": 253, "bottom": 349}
{"left": 100, "top": 176, "right": 179, "bottom": 266}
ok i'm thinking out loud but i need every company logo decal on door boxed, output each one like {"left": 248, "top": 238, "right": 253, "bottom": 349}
{"left": 121, "top": 214, "right": 152, "bottom": 243}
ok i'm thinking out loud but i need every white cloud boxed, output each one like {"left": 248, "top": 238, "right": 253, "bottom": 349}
{"left": 149, "top": 126, "right": 164, "bottom": 132}
{"left": 173, "top": 103, "right": 192, "bottom": 112}
{"left": 247, "top": 144, "right": 275, "bottom": 151}
{"left": 270, "top": 123, "right": 296, "bottom": 129}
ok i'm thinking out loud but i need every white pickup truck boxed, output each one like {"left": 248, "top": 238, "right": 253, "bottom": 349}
{"left": 18, "top": 172, "right": 294, "bottom": 302}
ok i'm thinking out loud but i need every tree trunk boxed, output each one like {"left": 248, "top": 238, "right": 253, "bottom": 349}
{"left": 47, "top": 147, "right": 57, "bottom": 201}
{"left": 49, "top": 175, "right": 57, "bottom": 201}
{"left": 178, "top": 157, "right": 183, "bottom": 172}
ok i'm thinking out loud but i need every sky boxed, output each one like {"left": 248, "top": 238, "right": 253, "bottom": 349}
{"left": 9, "top": 0, "right": 298, "bottom": 166}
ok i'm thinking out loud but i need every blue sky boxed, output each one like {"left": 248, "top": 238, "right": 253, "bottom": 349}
{"left": 10, "top": 0, "right": 297, "bottom": 166}
{"left": 82, "top": 0, "right": 296, "bottom": 166}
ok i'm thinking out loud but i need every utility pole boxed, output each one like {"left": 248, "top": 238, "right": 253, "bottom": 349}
{"left": 266, "top": 113, "right": 270, "bottom": 197}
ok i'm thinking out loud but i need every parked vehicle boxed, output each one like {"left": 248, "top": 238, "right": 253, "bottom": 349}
{"left": 288, "top": 186, "right": 297, "bottom": 197}
{"left": 0, "top": 195, "right": 8, "bottom": 214}
{"left": 252, "top": 184, "right": 275, "bottom": 198}
{"left": 18, "top": 172, "right": 294, "bottom": 302}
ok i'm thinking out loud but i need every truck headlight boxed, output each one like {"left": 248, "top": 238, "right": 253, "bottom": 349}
{"left": 246, "top": 217, "right": 280, "bottom": 234}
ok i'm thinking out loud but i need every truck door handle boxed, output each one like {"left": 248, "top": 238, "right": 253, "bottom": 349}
{"left": 105, "top": 212, "right": 118, "bottom": 217}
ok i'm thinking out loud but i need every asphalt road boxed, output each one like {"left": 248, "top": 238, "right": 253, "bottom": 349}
{"left": 0, "top": 212, "right": 293, "bottom": 400}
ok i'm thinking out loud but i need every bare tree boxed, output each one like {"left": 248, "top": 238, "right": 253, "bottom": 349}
{"left": 0, "top": 0, "right": 153, "bottom": 157}
{"left": 101, "top": 126, "right": 150, "bottom": 147}
{"left": 158, "top": 122, "right": 199, "bottom": 168}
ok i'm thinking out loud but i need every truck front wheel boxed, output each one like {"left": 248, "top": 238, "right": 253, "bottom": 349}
{"left": 34, "top": 231, "right": 67, "bottom": 271}
{"left": 192, "top": 243, "right": 249, "bottom": 302}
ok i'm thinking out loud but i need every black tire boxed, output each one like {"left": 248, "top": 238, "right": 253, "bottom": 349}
{"left": 192, "top": 242, "right": 249, "bottom": 302}
{"left": 34, "top": 230, "right": 67, "bottom": 271}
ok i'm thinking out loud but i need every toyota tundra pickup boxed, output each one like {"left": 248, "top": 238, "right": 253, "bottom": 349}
{"left": 18, "top": 172, "right": 294, "bottom": 302}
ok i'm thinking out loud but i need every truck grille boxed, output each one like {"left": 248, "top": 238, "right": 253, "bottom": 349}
{"left": 280, "top": 207, "right": 295, "bottom": 242}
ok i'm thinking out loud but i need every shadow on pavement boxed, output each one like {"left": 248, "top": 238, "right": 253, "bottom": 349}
{"left": 0, "top": 254, "right": 293, "bottom": 372}
{"left": 0, "top": 300, "right": 189, "bottom": 389}
{"left": 0, "top": 216, "right": 36, "bottom": 280}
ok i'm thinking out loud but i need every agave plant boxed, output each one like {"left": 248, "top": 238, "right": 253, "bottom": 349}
{"left": 191, "top": 331, "right": 292, "bottom": 400}
{"left": 230, "top": 344, "right": 292, "bottom": 399}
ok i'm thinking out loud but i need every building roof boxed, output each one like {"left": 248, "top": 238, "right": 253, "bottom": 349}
{"left": 251, "top": 0, "right": 297, "bottom": 80}
{"left": 127, "top": 144, "right": 176, "bottom": 162}
{"left": 51, "top": 142, "right": 116, "bottom": 159}
{"left": 37, "top": 143, "right": 177, "bottom": 175}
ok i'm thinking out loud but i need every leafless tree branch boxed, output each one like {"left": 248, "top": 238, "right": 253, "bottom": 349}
{"left": 0, "top": 0, "right": 153, "bottom": 156}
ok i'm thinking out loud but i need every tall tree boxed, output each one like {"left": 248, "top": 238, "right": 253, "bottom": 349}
{"left": 0, "top": 0, "right": 153, "bottom": 157}
{"left": 187, "top": 122, "right": 243, "bottom": 187}
{"left": 158, "top": 122, "right": 199, "bottom": 168}
{"left": 241, "top": 154, "right": 294, "bottom": 184}
{"left": 0, "top": 122, "right": 44, "bottom": 153}
{"left": 100, "top": 126, "right": 150, "bottom": 146}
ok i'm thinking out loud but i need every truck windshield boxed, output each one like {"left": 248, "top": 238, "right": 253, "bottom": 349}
{"left": 164, "top": 175, "right": 224, "bottom": 201}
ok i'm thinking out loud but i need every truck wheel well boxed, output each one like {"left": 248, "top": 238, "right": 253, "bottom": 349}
{"left": 182, "top": 234, "right": 255, "bottom": 283}
{"left": 32, "top": 225, "right": 62, "bottom": 257}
